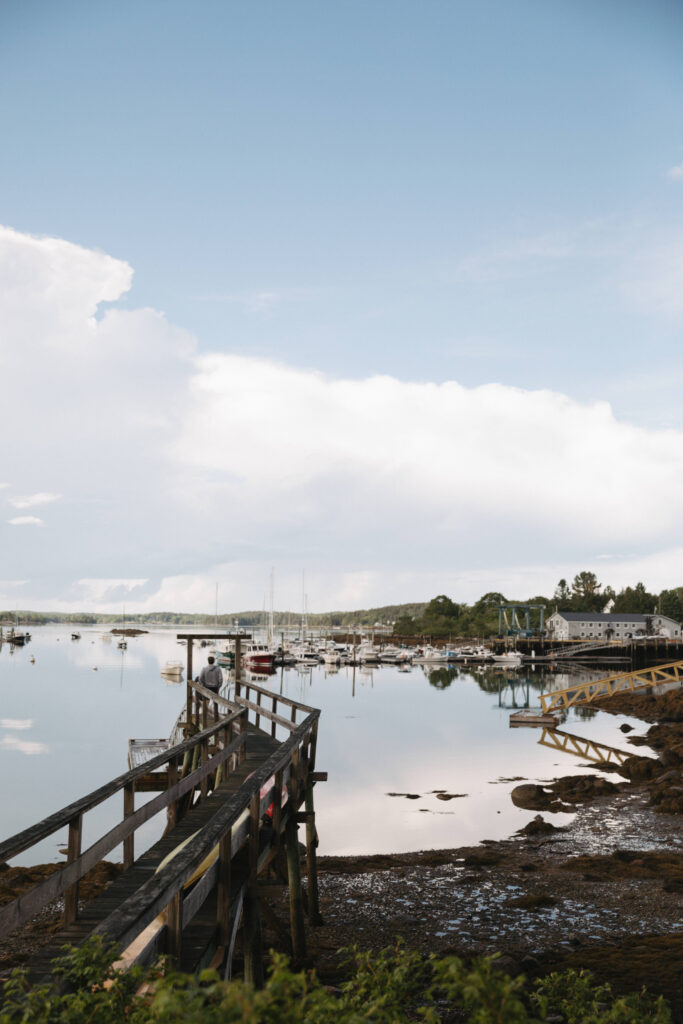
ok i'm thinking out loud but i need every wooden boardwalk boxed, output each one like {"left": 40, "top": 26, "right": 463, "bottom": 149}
{"left": 0, "top": 665, "right": 325, "bottom": 984}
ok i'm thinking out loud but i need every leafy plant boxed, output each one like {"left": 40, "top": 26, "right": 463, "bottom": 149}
{"left": 0, "top": 939, "right": 673, "bottom": 1024}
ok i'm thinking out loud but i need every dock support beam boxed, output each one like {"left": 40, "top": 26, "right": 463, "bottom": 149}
{"left": 304, "top": 786, "right": 322, "bottom": 925}
{"left": 244, "top": 794, "right": 264, "bottom": 987}
{"left": 64, "top": 814, "right": 82, "bottom": 925}
{"left": 285, "top": 815, "right": 307, "bottom": 960}
{"left": 185, "top": 640, "right": 194, "bottom": 736}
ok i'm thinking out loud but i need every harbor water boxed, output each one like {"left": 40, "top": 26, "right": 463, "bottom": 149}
{"left": 0, "top": 626, "right": 650, "bottom": 864}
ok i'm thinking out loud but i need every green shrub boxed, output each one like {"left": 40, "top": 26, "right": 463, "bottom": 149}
{"left": 0, "top": 939, "right": 673, "bottom": 1024}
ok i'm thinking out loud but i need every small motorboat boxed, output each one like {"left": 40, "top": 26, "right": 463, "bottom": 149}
{"left": 492, "top": 651, "right": 523, "bottom": 665}
{"left": 509, "top": 709, "right": 560, "bottom": 728}
{"left": 161, "top": 660, "right": 184, "bottom": 679}
{"left": 71, "top": 632, "right": 81, "bottom": 641}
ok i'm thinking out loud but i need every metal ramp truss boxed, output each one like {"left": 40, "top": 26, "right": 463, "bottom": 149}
{"left": 539, "top": 660, "right": 683, "bottom": 713}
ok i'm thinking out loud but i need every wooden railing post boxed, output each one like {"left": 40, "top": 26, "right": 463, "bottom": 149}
{"left": 272, "top": 768, "right": 284, "bottom": 848}
{"left": 217, "top": 834, "right": 231, "bottom": 946}
{"left": 271, "top": 697, "right": 278, "bottom": 739}
{"left": 167, "top": 890, "right": 183, "bottom": 967}
{"left": 167, "top": 759, "right": 178, "bottom": 832}
{"left": 304, "top": 784, "right": 322, "bottom": 925}
{"left": 63, "top": 814, "right": 82, "bottom": 925}
{"left": 234, "top": 638, "right": 242, "bottom": 688}
{"left": 243, "top": 793, "right": 264, "bottom": 987}
{"left": 185, "top": 641, "right": 193, "bottom": 736}
{"left": 285, "top": 749, "right": 306, "bottom": 960}
{"left": 123, "top": 783, "right": 135, "bottom": 869}
{"left": 200, "top": 738, "right": 209, "bottom": 798}
{"left": 255, "top": 690, "right": 262, "bottom": 731}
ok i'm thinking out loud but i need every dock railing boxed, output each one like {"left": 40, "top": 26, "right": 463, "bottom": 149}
{"left": 0, "top": 675, "right": 323, "bottom": 980}
{"left": 93, "top": 712, "right": 320, "bottom": 968}
{"left": 0, "top": 707, "right": 247, "bottom": 938}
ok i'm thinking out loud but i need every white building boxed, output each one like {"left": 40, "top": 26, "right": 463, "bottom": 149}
{"left": 546, "top": 611, "right": 681, "bottom": 641}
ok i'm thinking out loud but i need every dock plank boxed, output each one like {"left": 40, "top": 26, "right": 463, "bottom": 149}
{"left": 27, "top": 730, "right": 280, "bottom": 982}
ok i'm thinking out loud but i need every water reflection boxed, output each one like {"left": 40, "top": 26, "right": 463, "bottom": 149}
{"left": 425, "top": 667, "right": 457, "bottom": 690}
{"left": 0, "top": 626, "right": 654, "bottom": 863}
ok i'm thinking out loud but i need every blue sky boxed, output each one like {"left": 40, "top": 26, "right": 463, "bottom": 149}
{"left": 2, "top": 1, "right": 683, "bottom": 612}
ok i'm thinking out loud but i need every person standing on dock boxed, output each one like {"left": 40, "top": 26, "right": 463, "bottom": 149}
{"left": 198, "top": 655, "right": 223, "bottom": 694}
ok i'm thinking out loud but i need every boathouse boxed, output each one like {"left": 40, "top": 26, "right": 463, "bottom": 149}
{"left": 546, "top": 611, "right": 681, "bottom": 641}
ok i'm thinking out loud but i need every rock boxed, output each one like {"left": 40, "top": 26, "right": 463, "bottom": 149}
{"left": 505, "top": 894, "right": 558, "bottom": 911}
{"left": 463, "top": 851, "right": 501, "bottom": 868}
{"left": 618, "top": 755, "right": 661, "bottom": 782}
{"left": 516, "top": 815, "right": 566, "bottom": 837}
{"left": 511, "top": 785, "right": 554, "bottom": 811}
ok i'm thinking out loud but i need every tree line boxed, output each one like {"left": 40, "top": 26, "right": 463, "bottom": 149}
{"left": 3, "top": 572, "right": 682, "bottom": 636}
{"left": 393, "top": 572, "right": 683, "bottom": 638}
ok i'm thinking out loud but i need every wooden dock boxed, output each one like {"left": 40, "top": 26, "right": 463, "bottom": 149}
{"left": 0, "top": 662, "right": 325, "bottom": 984}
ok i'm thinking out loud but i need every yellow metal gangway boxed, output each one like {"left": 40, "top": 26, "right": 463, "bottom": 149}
{"left": 537, "top": 727, "right": 632, "bottom": 766}
{"left": 539, "top": 660, "right": 683, "bottom": 713}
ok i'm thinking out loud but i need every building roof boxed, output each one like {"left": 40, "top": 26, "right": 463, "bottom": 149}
{"left": 552, "top": 611, "right": 654, "bottom": 622}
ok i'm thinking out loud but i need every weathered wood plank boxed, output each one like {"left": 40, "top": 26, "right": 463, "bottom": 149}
{"left": 0, "top": 710, "right": 246, "bottom": 862}
{"left": 90, "top": 716, "right": 317, "bottom": 953}
{"left": 0, "top": 732, "right": 247, "bottom": 938}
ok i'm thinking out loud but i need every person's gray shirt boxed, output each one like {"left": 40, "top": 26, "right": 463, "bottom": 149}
{"left": 199, "top": 663, "right": 223, "bottom": 692}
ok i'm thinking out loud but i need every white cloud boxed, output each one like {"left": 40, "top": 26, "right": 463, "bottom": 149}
{"left": 71, "top": 578, "right": 149, "bottom": 604}
{"left": 3, "top": 222, "right": 683, "bottom": 613}
{"left": 8, "top": 516, "right": 43, "bottom": 526}
{"left": 666, "top": 163, "right": 683, "bottom": 181}
{"left": 0, "top": 719, "right": 32, "bottom": 730}
{"left": 175, "top": 354, "right": 683, "bottom": 547}
{"left": 9, "top": 492, "right": 61, "bottom": 509}
{"left": 0, "top": 735, "right": 48, "bottom": 755}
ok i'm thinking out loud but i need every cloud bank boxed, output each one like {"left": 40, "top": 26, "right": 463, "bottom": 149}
{"left": 2, "top": 224, "right": 683, "bottom": 611}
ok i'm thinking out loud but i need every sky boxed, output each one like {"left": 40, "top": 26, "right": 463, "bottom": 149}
{"left": 1, "top": 0, "right": 683, "bottom": 614}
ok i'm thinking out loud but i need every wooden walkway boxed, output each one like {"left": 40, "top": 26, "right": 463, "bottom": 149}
{"left": 0, "top": 671, "right": 325, "bottom": 984}
{"left": 538, "top": 660, "right": 683, "bottom": 713}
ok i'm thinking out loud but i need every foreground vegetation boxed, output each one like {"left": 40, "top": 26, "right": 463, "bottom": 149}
{"left": 0, "top": 939, "right": 671, "bottom": 1023}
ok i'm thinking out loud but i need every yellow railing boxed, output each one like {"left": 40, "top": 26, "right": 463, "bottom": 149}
{"left": 537, "top": 727, "right": 631, "bottom": 766}
{"left": 539, "top": 660, "right": 683, "bottom": 713}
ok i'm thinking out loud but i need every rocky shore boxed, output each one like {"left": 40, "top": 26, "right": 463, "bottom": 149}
{"left": 2, "top": 686, "right": 682, "bottom": 1017}
{"left": 305, "top": 686, "right": 683, "bottom": 1018}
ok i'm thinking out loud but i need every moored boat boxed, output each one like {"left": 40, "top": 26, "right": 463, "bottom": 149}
{"left": 492, "top": 651, "right": 523, "bottom": 666}
{"left": 161, "top": 660, "right": 184, "bottom": 678}
{"left": 242, "top": 643, "right": 275, "bottom": 670}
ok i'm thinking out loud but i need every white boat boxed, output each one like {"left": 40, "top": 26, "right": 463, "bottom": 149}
{"left": 451, "top": 645, "right": 494, "bottom": 662}
{"left": 242, "top": 643, "right": 275, "bottom": 670}
{"left": 379, "top": 645, "right": 413, "bottom": 664}
{"left": 492, "top": 651, "right": 523, "bottom": 665}
{"left": 414, "top": 645, "right": 449, "bottom": 663}
{"left": 357, "top": 641, "right": 381, "bottom": 663}
{"left": 161, "top": 660, "right": 184, "bottom": 678}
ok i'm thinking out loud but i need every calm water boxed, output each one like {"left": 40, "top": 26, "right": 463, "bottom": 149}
{"left": 0, "top": 627, "right": 649, "bottom": 864}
